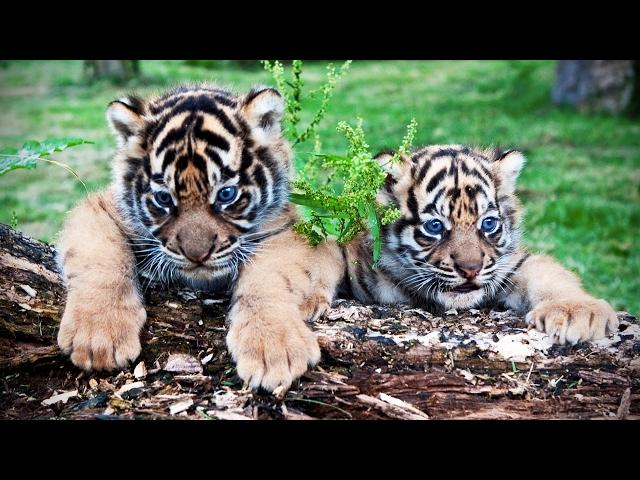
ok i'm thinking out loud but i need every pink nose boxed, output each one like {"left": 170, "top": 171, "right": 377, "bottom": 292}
{"left": 181, "top": 245, "right": 214, "bottom": 264}
{"left": 454, "top": 261, "right": 482, "bottom": 280}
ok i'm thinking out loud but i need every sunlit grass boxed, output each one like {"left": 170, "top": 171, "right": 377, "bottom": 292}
{"left": 0, "top": 60, "right": 638, "bottom": 313}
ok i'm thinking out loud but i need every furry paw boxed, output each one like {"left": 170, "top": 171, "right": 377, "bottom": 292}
{"left": 57, "top": 293, "right": 147, "bottom": 371}
{"left": 226, "top": 313, "right": 321, "bottom": 392}
{"left": 526, "top": 298, "right": 619, "bottom": 345}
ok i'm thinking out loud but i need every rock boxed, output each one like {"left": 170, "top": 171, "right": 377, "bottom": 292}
{"left": 121, "top": 388, "right": 145, "bottom": 400}
{"left": 71, "top": 392, "right": 109, "bottom": 411}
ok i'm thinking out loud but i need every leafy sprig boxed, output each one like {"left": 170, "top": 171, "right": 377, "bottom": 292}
{"left": 263, "top": 60, "right": 417, "bottom": 267}
{"left": 291, "top": 118, "right": 415, "bottom": 268}
{"left": 0, "top": 137, "right": 92, "bottom": 190}
{"left": 261, "top": 60, "right": 351, "bottom": 145}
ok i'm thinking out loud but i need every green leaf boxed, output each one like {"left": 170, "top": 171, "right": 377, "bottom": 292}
{"left": 289, "top": 193, "right": 331, "bottom": 211}
{"left": 38, "top": 137, "right": 93, "bottom": 156}
{"left": 313, "top": 154, "right": 350, "bottom": 162}
{"left": 0, "top": 147, "right": 37, "bottom": 176}
{"left": 0, "top": 137, "right": 93, "bottom": 178}
{"left": 366, "top": 202, "right": 381, "bottom": 269}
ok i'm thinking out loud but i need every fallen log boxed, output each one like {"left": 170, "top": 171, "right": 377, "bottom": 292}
{"left": 1, "top": 223, "right": 638, "bottom": 420}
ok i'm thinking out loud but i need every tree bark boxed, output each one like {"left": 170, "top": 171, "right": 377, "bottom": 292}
{"left": 1, "top": 223, "right": 638, "bottom": 420}
{"left": 84, "top": 60, "right": 140, "bottom": 82}
{"left": 552, "top": 60, "right": 637, "bottom": 114}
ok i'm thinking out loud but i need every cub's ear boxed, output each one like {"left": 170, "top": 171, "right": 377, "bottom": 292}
{"left": 492, "top": 149, "right": 525, "bottom": 195}
{"left": 375, "top": 150, "right": 410, "bottom": 181}
{"left": 241, "top": 87, "right": 284, "bottom": 140}
{"left": 375, "top": 150, "right": 410, "bottom": 204}
{"left": 106, "top": 95, "right": 146, "bottom": 146}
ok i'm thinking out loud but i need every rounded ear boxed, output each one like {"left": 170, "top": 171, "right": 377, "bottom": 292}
{"left": 106, "top": 95, "right": 146, "bottom": 146}
{"left": 492, "top": 149, "right": 525, "bottom": 195}
{"left": 240, "top": 86, "right": 284, "bottom": 140}
{"left": 374, "top": 150, "right": 410, "bottom": 202}
{"left": 375, "top": 150, "right": 410, "bottom": 180}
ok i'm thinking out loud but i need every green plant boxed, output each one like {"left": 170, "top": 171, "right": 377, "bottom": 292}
{"left": 291, "top": 119, "right": 416, "bottom": 267}
{"left": 263, "top": 60, "right": 417, "bottom": 268}
{"left": 10, "top": 211, "right": 18, "bottom": 229}
{"left": 0, "top": 137, "right": 91, "bottom": 190}
{"left": 262, "top": 60, "right": 351, "bottom": 146}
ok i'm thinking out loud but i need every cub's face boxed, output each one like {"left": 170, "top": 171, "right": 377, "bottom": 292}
{"left": 107, "top": 85, "right": 291, "bottom": 284}
{"left": 377, "top": 145, "right": 525, "bottom": 309}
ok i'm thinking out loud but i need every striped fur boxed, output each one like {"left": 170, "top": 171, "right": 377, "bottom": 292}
{"left": 340, "top": 144, "right": 618, "bottom": 344}
{"left": 56, "top": 84, "right": 324, "bottom": 383}
{"left": 108, "top": 84, "right": 293, "bottom": 287}
{"left": 342, "top": 145, "right": 527, "bottom": 311}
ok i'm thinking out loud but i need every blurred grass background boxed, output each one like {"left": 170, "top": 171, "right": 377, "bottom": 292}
{"left": 0, "top": 60, "right": 638, "bottom": 313}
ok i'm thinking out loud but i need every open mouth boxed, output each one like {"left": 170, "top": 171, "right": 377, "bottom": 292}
{"left": 451, "top": 282, "right": 481, "bottom": 293}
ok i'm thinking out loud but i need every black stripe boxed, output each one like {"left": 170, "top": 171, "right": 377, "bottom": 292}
{"left": 191, "top": 152, "right": 208, "bottom": 175}
{"left": 161, "top": 150, "right": 176, "bottom": 172}
{"left": 431, "top": 148, "right": 459, "bottom": 160}
{"left": 239, "top": 147, "right": 253, "bottom": 183}
{"left": 415, "top": 158, "right": 432, "bottom": 184}
{"left": 255, "top": 147, "right": 282, "bottom": 185}
{"left": 214, "top": 94, "right": 238, "bottom": 108}
{"left": 244, "top": 87, "right": 280, "bottom": 105}
{"left": 253, "top": 163, "right": 268, "bottom": 196}
{"left": 205, "top": 146, "right": 235, "bottom": 180}
{"left": 148, "top": 95, "right": 238, "bottom": 145}
{"left": 406, "top": 188, "right": 419, "bottom": 221}
{"left": 425, "top": 167, "right": 448, "bottom": 194}
{"left": 151, "top": 173, "right": 165, "bottom": 185}
{"left": 477, "top": 161, "right": 493, "bottom": 181}
{"left": 156, "top": 126, "right": 188, "bottom": 155}
{"left": 460, "top": 162, "right": 490, "bottom": 187}
{"left": 195, "top": 129, "right": 229, "bottom": 151}
{"left": 149, "top": 95, "right": 183, "bottom": 115}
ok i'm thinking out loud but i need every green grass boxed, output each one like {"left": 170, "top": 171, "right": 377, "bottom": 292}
{"left": 1, "top": 60, "right": 638, "bottom": 314}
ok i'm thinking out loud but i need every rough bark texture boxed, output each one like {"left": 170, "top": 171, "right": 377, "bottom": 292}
{"left": 84, "top": 60, "right": 140, "bottom": 82}
{"left": 552, "top": 60, "right": 637, "bottom": 114}
{"left": 1, "top": 223, "right": 638, "bottom": 420}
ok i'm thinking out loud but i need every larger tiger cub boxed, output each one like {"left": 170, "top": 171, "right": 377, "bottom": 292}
{"left": 57, "top": 85, "right": 343, "bottom": 391}
{"left": 339, "top": 145, "right": 619, "bottom": 344}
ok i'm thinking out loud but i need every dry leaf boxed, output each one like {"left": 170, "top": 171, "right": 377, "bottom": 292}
{"left": 164, "top": 353, "right": 203, "bottom": 374}
{"left": 133, "top": 361, "right": 147, "bottom": 379}
{"left": 169, "top": 398, "right": 194, "bottom": 415}
{"left": 42, "top": 389, "right": 78, "bottom": 406}
{"left": 19, "top": 284, "right": 37, "bottom": 297}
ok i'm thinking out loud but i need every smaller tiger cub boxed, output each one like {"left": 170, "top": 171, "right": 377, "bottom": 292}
{"left": 338, "top": 145, "right": 619, "bottom": 345}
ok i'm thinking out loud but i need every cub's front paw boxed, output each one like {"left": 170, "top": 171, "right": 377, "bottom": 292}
{"left": 526, "top": 298, "right": 619, "bottom": 345}
{"left": 57, "top": 295, "right": 147, "bottom": 371}
{"left": 226, "top": 315, "right": 321, "bottom": 392}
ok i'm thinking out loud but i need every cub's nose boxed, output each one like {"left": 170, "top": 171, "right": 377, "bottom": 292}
{"left": 454, "top": 261, "right": 482, "bottom": 280}
{"left": 179, "top": 238, "right": 215, "bottom": 264}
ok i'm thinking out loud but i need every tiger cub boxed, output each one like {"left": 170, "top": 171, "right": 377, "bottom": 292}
{"left": 57, "top": 85, "right": 342, "bottom": 391}
{"left": 339, "top": 145, "right": 619, "bottom": 344}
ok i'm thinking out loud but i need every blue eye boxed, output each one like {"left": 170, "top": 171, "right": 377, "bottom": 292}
{"left": 424, "top": 219, "right": 445, "bottom": 235}
{"left": 153, "top": 190, "right": 174, "bottom": 208}
{"left": 481, "top": 217, "right": 499, "bottom": 233}
{"left": 217, "top": 186, "right": 238, "bottom": 204}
